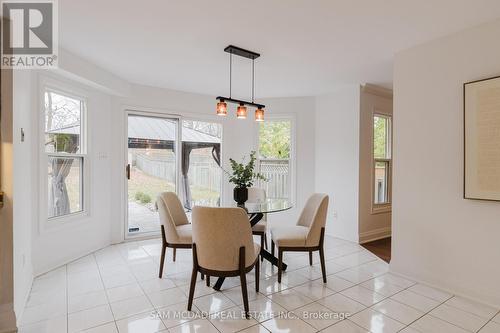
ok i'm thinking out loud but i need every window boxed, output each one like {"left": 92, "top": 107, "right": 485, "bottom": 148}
{"left": 257, "top": 119, "right": 292, "bottom": 200}
{"left": 181, "top": 120, "right": 222, "bottom": 208}
{"left": 44, "top": 90, "right": 86, "bottom": 219}
{"left": 373, "top": 114, "right": 392, "bottom": 208}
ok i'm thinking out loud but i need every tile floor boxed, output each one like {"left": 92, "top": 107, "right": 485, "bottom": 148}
{"left": 18, "top": 235, "right": 500, "bottom": 333}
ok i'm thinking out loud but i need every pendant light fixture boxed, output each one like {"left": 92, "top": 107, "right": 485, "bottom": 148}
{"left": 216, "top": 45, "right": 265, "bottom": 121}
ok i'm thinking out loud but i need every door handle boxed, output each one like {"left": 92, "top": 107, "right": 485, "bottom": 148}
{"left": 126, "top": 164, "right": 130, "bottom": 180}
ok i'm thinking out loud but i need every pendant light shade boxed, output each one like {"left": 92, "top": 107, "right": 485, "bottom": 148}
{"left": 237, "top": 104, "right": 247, "bottom": 119}
{"left": 255, "top": 107, "right": 264, "bottom": 122}
{"left": 216, "top": 100, "right": 227, "bottom": 116}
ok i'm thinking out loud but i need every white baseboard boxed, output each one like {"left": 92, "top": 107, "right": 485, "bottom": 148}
{"left": 34, "top": 242, "right": 108, "bottom": 278}
{"left": 0, "top": 303, "right": 17, "bottom": 333}
{"left": 389, "top": 269, "right": 500, "bottom": 309}
{"left": 359, "top": 227, "right": 391, "bottom": 244}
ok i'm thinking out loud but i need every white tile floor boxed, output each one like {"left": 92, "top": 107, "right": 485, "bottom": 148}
{"left": 18, "top": 235, "right": 499, "bottom": 333}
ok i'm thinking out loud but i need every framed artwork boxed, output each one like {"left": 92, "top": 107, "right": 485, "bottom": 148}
{"left": 464, "top": 76, "right": 500, "bottom": 201}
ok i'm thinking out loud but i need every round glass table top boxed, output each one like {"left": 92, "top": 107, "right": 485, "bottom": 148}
{"left": 237, "top": 198, "right": 293, "bottom": 214}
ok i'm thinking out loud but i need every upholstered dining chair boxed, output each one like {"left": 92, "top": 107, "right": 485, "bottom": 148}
{"left": 188, "top": 206, "right": 260, "bottom": 318}
{"left": 157, "top": 192, "right": 193, "bottom": 278}
{"left": 248, "top": 187, "right": 268, "bottom": 257}
{"left": 270, "top": 193, "right": 329, "bottom": 283}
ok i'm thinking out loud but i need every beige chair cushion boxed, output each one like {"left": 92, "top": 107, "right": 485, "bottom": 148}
{"left": 248, "top": 187, "right": 267, "bottom": 234}
{"left": 270, "top": 226, "right": 309, "bottom": 247}
{"left": 192, "top": 207, "right": 260, "bottom": 271}
{"left": 297, "top": 193, "right": 329, "bottom": 246}
{"left": 252, "top": 220, "right": 267, "bottom": 233}
{"left": 176, "top": 224, "right": 192, "bottom": 244}
{"left": 157, "top": 192, "right": 191, "bottom": 244}
{"left": 271, "top": 193, "right": 329, "bottom": 248}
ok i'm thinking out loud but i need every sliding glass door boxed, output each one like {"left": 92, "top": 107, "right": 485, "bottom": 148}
{"left": 126, "top": 113, "right": 179, "bottom": 236}
{"left": 126, "top": 113, "right": 222, "bottom": 237}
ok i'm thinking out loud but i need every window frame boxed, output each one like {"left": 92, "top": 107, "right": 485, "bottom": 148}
{"left": 371, "top": 112, "right": 392, "bottom": 214}
{"left": 254, "top": 114, "right": 296, "bottom": 204}
{"left": 40, "top": 83, "right": 90, "bottom": 227}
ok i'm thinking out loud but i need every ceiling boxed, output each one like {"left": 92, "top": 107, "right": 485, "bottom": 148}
{"left": 60, "top": 0, "right": 500, "bottom": 98}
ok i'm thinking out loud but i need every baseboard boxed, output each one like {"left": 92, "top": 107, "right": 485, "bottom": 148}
{"left": 389, "top": 269, "right": 500, "bottom": 309}
{"left": 359, "top": 227, "right": 391, "bottom": 244}
{"left": 14, "top": 273, "right": 33, "bottom": 327}
{"left": 0, "top": 303, "right": 17, "bottom": 333}
{"left": 33, "top": 241, "right": 109, "bottom": 278}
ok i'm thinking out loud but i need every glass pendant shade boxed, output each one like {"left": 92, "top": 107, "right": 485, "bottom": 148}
{"left": 237, "top": 105, "right": 247, "bottom": 119}
{"left": 216, "top": 101, "right": 227, "bottom": 116}
{"left": 255, "top": 108, "right": 264, "bottom": 122}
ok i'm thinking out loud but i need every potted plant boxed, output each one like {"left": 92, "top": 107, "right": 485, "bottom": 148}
{"left": 224, "top": 151, "right": 266, "bottom": 206}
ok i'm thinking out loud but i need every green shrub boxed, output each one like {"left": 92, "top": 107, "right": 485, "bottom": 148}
{"left": 135, "top": 191, "right": 145, "bottom": 201}
{"left": 134, "top": 191, "right": 152, "bottom": 204}
{"left": 140, "top": 193, "right": 152, "bottom": 204}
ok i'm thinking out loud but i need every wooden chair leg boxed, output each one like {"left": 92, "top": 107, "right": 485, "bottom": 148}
{"left": 239, "top": 247, "right": 250, "bottom": 319}
{"left": 206, "top": 275, "right": 210, "bottom": 287}
{"left": 264, "top": 233, "right": 268, "bottom": 250}
{"left": 309, "top": 250, "right": 313, "bottom": 266}
{"left": 200, "top": 273, "right": 204, "bottom": 280}
{"left": 173, "top": 247, "right": 176, "bottom": 262}
{"left": 260, "top": 234, "right": 265, "bottom": 262}
{"left": 271, "top": 240, "right": 275, "bottom": 257}
{"left": 255, "top": 257, "right": 260, "bottom": 292}
{"left": 319, "top": 246, "right": 327, "bottom": 283}
{"left": 278, "top": 248, "right": 283, "bottom": 284}
{"left": 159, "top": 243, "right": 166, "bottom": 278}
{"left": 188, "top": 244, "right": 199, "bottom": 311}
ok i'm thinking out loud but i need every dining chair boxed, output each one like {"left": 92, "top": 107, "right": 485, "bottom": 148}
{"left": 188, "top": 206, "right": 260, "bottom": 318}
{"left": 270, "top": 193, "right": 329, "bottom": 283}
{"left": 157, "top": 192, "right": 193, "bottom": 278}
{"left": 248, "top": 187, "right": 268, "bottom": 258}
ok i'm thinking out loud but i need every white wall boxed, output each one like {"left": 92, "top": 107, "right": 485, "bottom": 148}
{"left": 358, "top": 86, "right": 393, "bottom": 243}
{"left": 315, "top": 86, "right": 360, "bottom": 242}
{"left": 391, "top": 19, "right": 500, "bottom": 307}
{"left": 13, "top": 70, "right": 34, "bottom": 320}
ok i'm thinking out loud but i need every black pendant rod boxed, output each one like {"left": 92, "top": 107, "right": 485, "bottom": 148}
{"left": 252, "top": 59, "right": 254, "bottom": 103}
{"left": 229, "top": 53, "right": 232, "bottom": 99}
{"left": 216, "top": 96, "right": 265, "bottom": 109}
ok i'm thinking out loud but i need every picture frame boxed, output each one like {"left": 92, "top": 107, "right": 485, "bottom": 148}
{"left": 464, "top": 75, "right": 500, "bottom": 201}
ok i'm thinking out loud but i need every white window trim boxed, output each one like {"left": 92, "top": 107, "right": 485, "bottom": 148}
{"left": 371, "top": 110, "right": 392, "bottom": 214}
{"left": 38, "top": 77, "right": 91, "bottom": 232}
{"left": 254, "top": 114, "right": 297, "bottom": 204}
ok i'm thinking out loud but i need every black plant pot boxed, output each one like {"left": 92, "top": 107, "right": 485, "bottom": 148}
{"left": 233, "top": 187, "right": 248, "bottom": 206}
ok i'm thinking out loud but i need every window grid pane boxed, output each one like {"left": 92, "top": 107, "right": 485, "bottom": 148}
{"left": 374, "top": 160, "right": 389, "bottom": 204}
{"left": 258, "top": 120, "right": 292, "bottom": 200}
{"left": 45, "top": 91, "right": 82, "bottom": 154}
{"left": 47, "top": 156, "right": 83, "bottom": 218}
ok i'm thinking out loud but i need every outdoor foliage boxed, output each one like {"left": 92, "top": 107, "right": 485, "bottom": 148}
{"left": 135, "top": 191, "right": 152, "bottom": 204}
{"left": 374, "top": 116, "right": 388, "bottom": 158}
{"left": 259, "top": 121, "right": 291, "bottom": 159}
{"left": 225, "top": 151, "right": 267, "bottom": 188}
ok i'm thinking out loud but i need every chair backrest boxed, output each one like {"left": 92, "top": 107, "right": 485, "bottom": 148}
{"left": 157, "top": 192, "right": 189, "bottom": 243}
{"left": 192, "top": 206, "right": 255, "bottom": 271}
{"left": 297, "top": 193, "right": 329, "bottom": 246}
{"left": 247, "top": 187, "right": 266, "bottom": 202}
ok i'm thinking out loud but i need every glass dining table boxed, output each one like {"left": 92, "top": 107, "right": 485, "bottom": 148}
{"left": 212, "top": 198, "right": 293, "bottom": 291}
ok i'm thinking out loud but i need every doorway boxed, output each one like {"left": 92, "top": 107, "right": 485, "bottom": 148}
{"left": 126, "top": 113, "right": 180, "bottom": 236}
{"left": 125, "top": 112, "right": 223, "bottom": 238}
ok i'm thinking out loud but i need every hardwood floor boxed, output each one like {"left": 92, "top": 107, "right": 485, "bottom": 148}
{"left": 361, "top": 237, "right": 391, "bottom": 263}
